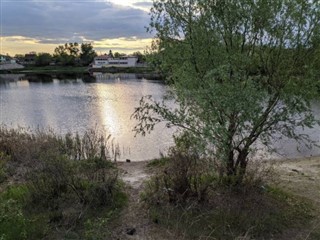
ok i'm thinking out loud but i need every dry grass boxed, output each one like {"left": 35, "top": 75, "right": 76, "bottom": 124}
{"left": 0, "top": 126, "right": 126, "bottom": 239}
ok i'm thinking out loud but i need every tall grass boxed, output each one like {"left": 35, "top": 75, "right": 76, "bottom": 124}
{"left": 143, "top": 133, "right": 314, "bottom": 239}
{"left": 0, "top": 126, "right": 125, "bottom": 239}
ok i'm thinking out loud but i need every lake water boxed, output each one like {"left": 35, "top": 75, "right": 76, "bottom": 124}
{"left": 0, "top": 73, "right": 319, "bottom": 161}
{"left": 0, "top": 73, "right": 176, "bottom": 161}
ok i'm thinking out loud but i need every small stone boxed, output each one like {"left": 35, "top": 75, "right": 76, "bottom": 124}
{"left": 126, "top": 227, "right": 136, "bottom": 235}
{"left": 291, "top": 169, "right": 299, "bottom": 173}
{"left": 126, "top": 159, "right": 131, "bottom": 163}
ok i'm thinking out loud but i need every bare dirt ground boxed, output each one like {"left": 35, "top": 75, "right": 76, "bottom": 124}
{"left": 111, "top": 161, "right": 179, "bottom": 240}
{"left": 274, "top": 156, "right": 320, "bottom": 204}
{"left": 273, "top": 156, "right": 320, "bottom": 239}
{"left": 111, "top": 157, "right": 320, "bottom": 240}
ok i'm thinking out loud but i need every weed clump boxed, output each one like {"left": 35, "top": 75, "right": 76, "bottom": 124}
{"left": 0, "top": 126, "right": 125, "bottom": 239}
{"left": 143, "top": 133, "right": 314, "bottom": 239}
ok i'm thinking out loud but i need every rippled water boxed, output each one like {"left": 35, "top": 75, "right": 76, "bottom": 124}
{"left": 0, "top": 73, "right": 175, "bottom": 161}
{"left": 0, "top": 73, "right": 319, "bottom": 161}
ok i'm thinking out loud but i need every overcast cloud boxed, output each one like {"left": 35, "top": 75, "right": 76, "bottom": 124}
{"left": 2, "top": 0, "right": 152, "bottom": 44}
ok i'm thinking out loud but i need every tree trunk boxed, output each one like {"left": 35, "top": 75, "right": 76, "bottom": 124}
{"left": 236, "top": 150, "right": 249, "bottom": 183}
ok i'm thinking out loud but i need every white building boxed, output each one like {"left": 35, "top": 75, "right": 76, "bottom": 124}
{"left": 92, "top": 55, "right": 138, "bottom": 68}
{"left": 0, "top": 55, "right": 16, "bottom": 64}
{"left": 0, "top": 55, "right": 7, "bottom": 63}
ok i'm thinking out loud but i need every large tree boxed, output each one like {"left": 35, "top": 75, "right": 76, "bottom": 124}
{"left": 80, "top": 43, "right": 97, "bottom": 65}
{"left": 133, "top": 0, "right": 320, "bottom": 181}
{"left": 54, "top": 42, "right": 80, "bottom": 66}
{"left": 35, "top": 53, "right": 52, "bottom": 66}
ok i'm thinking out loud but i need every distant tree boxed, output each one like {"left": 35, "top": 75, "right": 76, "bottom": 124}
{"left": 14, "top": 54, "right": 24, "bottom": 59}
{"left": 79, "top": 43, "right": 97, "bottom": 66}
{"left": 113, "top": 52, "right": 119, "bottom": 58}
{"left": 113, "top": 52, "right": 126, "bottom": 58}
{"left": 132, "top": 51, "right": 146, "bottom": 63}
{"left": 66, "top": 42, "right": 79, "bottom": 57}
{"left": 54, "top": 42, "right": 80, "bottom": 66}
{"left": 35, "top": 53, "right": 52, "bottom": 66}
{"left": 108, "top": 50, "right": 114, "bottom": 58}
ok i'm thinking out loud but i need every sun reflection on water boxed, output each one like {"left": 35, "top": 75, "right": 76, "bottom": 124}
{"left": 94, "top": 82, "right": 131, "bottom": 137}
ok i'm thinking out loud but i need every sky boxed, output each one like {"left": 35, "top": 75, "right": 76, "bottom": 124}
{"left": 0, "top": 0, "right": 154, "bottom": 56}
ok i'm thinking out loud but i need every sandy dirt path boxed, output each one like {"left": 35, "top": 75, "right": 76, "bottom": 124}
{"left": 273, "top": 156, "right": 320, "bottom": 239}
{"left": 111, "top": 161, "right": 178, "bottom": 240}
{"left": 111, "top": 157, "right": 320, "bottom": 239}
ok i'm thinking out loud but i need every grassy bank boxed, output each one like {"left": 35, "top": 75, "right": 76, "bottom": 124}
{"left": 89, "top": 66, "right": 156, "bottom": 74}
{"left": 1, "top": 126, "right": 318, "bottom": 239}
{"left": 1, "top": 65, "right": 160, "bottom": 75}
{"left": 4, "top": 66, "right": 88, "bottom": 74}
{"left": 0, "top": 127, "right": 126, "bottom": 239}
{"left": 141, "top": 153, "right": 320, "bottom": 239}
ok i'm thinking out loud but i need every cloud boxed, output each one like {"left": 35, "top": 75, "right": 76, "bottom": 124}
{"left": 1, "top": 35, "right": 153, "bottom": 55}
{"left": 93, "top": 37, "right": 153, "bottom": 53}
{"left": 108, "top": 0, "right": 152, "bottom": 11}
{"left": 1, "top": 1, "right": 151, "bottom": 42}
{"left": 133, "top": 1, "right": 153, "bottom": 8}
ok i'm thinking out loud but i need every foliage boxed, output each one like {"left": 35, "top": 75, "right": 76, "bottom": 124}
{"left": 0, "top": 186, "right": 48, "bottom": 240}
{"left": 54, "top": 42, "right": 97, "bottom": 66}
{"left": 144, "top": 134, "right": 215, "bottom": 204}
{"left": 0, "top": 126, "right": 124, "bottom": 238}
{"left": 0, "top": 199, "right": 29, "bottom": 240}
{"left": 113, "top": 52, "right": 126, "bottom": 58}
{"left": 134, "top": 0, "right": 320, "bottom": 182}
{"left": 35, "top": 53, "right": 52, "bottom": 66}
{"left": 108, "top": 50, "right": 114, "bottom": 58}
{"left": 132, "top": 51, "right": 146, "bottom": 63}
{"left": 80, "top": 43, "right": 97, "bottom": 66}
{"left": 0, "top": 152, "right": 10, "bottom": 183}
{"left": 144, "top": 180, "right": 313, "bottom": 239}
{"left": 54, "top": 42, "right": 79, "bottom": 66}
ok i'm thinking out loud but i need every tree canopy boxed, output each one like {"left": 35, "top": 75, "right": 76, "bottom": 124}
{"left": 54, "top": 42, "right": 96, "bottom": 66}
{"left": 134, "top": 0, "right": 320, "bottom": 181}
{"left": 35, "top": 53, "right": 53, "bottom": 66}
{"left": 80, "top": 43, "right": 97, "bottom": 65}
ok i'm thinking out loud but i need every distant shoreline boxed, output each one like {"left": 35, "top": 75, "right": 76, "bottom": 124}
{"left": 0, "top": 65, "right": 161, "bottom": 75}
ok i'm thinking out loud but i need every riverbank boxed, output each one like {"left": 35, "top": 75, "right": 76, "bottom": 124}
{"left": 0, "top": 65, "right": 161, "bottom": 76}
{"left": 1, "top": 66, "right": 88, "bottom": 74}
{"left": 112, "top": 156, "right": 320, "bottom": 239}
{"left": 0, "top": 125, "right": 319, "bottom": 239}
{"left": 0, "top": 63, "right": 24, "bottom": 71}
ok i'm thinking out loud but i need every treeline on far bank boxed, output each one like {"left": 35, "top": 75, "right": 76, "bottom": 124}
{"left": 13, "top": 42, "right": 147, "bottom": 67}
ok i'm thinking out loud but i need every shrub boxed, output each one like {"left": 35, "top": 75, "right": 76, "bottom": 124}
{"left": 0, "top": 199, "right": 29, "bottom": 240}
{"left": 0, "top": 126, "right": 125, "bottom": 237}
{"left": 27, "top": 155, "right": 72, "bottom": 208}
{"left": 144, "top": 133, "right": 216, "bottom": 204}
{"left": 0, "top": 152, "right": 10, "bottom": 183}
{"left": 0, "top": 186, "right": 48, "bottom": 240}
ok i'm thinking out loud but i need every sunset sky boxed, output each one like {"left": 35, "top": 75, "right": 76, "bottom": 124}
{"left": 0, "top": 0, "right": 154, "bottom": 56}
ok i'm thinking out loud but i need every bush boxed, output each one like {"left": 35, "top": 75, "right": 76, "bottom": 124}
{"left": 144, "top": 132, "right": 276, "bottom": 205}
{"left": 0, "top": 126, "right": 125, "bottom": 237}
{"left": 27, "top": 142, "right": 121, "bottom": 211}
{"left": 0, "top": 199, "right": 29, "bottom": 240}
{"left": 144, "top": 133, "right": 216, "bottom": 204}
{"left": 0, "top": 152, "right": 10, "bottom": 183}
{"left": 142, "top": 133, "right": 313, "bottom": 239}
{"left": 0, "top": 186, "right": 48, "bottom": 240}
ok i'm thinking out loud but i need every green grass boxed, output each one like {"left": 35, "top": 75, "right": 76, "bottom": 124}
{"left": 7, "top": 66, "right": 88, "bottom": 74}
{"left": 0, "top": 127, "right": 127, "bottom": 239}
{"left": 0, "top": 185, "right": 49, "bottom": 240}
{"left": 142, "top": 149, "right": 315, "bottom": 239}
{"left": 93, "top": 66, "right": 155, "bottom": 73}
{"left": 146, "top": 186, "right": 314, "bottom": 239}
{"left": 147, "top": 157, "right": 170, "bottom": 168}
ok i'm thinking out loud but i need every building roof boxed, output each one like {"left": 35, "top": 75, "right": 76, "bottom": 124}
{"left": 95, "top": 55, "right": 110, "bottom": 60}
